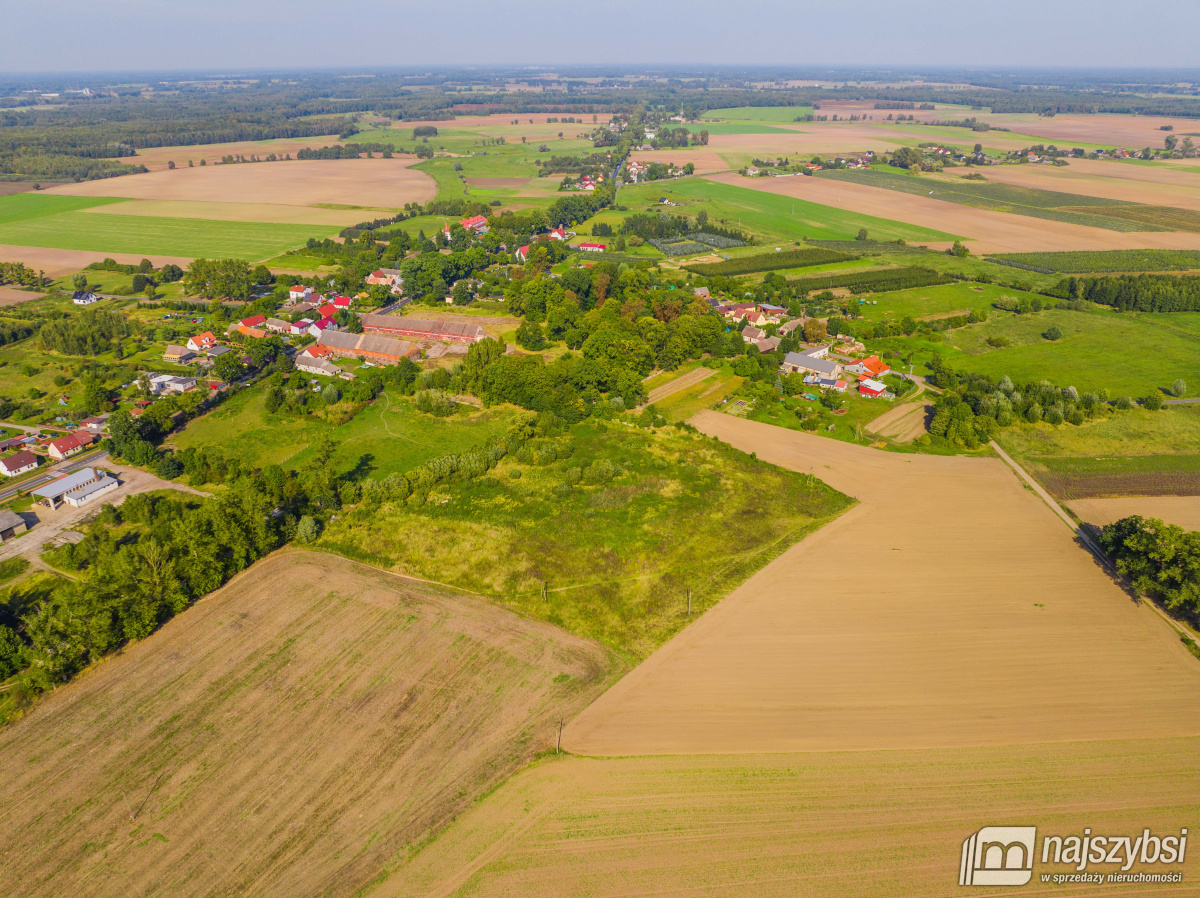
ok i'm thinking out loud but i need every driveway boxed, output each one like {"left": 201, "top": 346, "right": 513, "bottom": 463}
{"left": 0, "top": 465, "right": 207, "bottom": 563}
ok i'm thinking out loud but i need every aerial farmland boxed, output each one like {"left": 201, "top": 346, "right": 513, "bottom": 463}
{"left": 0, "top": 51, "right": 1199, "bottom": 897}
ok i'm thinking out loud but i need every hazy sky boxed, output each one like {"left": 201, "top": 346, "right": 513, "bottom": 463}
{"left": 4, "top": 0, "right": 1199, "bottom": 73}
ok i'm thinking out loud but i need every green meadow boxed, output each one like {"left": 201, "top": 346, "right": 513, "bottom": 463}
{"left": 169, "top": 383, "right": 526, "bottom": 477}
{"left": 0, "top": 195, "right": 335, "bottom": 260}
{"left": 702, "top": 106, "right": 815, "bottom": 122}
{"left": 619, "top": 178, "right": 961, "bottom": 244}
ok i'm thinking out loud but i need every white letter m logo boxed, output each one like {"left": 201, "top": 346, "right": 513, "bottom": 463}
{"left": 960, "top": 826, "right": 1036, "bottom": 886}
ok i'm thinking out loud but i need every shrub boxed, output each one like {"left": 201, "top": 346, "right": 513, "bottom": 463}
{"left": 296, "top": 515, "right": 321, "bottom": 544}
{"left": 1043, "top": 326, "right": 1063, "bottom": 341}
{"left": 1142, "top": 391, "right": 1164, "bottom": 410}
{"left": 685, "top": 248, "right": 853, "bottom": 277}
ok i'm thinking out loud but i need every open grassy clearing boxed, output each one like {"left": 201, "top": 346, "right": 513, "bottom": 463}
{"left": 0, "top": 209, "right": 334, "bottom": 260}
{"left": 168, "top": 385, "right": 522, "bottom": 476}
{"left": 321, "top": 420, "right": 852, "bottom": 660}
{"left": 0, "top": 193, "right": 125, "bottom": 223}
{"left": 989, "top": 248, "right": 1200, "bottom": 273}
{"left": 996, "top": 406, "right": 1200, "bottom": 497}
{"left": 565, "top": 412, "right": 1200, "bottom": 754}
{"left": 940, "top": 307, "right": 1200, "bottom": 396}
{"left": 381, "top": 737, "right": 1200, "bottom": 897}
{"left": 855, "top": 281, "right": 1040, "bottom": 321}
{"left": 702, "top": 105, "right": 814, "bottom": 122}
{"left": 0, "top": 552, "right": 619, "bottom": 898}
{"left": 619, "top": 178, "right": 960, "bottom": 244}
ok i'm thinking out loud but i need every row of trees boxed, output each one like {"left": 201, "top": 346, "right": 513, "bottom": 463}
{"left": 1070, "top": 274, "right": 1200, "bottom": 312}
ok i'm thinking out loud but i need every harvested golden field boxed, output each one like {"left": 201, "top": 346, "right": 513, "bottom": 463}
{"left": 962, "top": 158, "right": 1200, "bottom": 211}
{"left": 0, "top": 552, "right": 618, "bottom": 898}
{"left": 382, "top": 737, "right": 1200, "bottom": 897}
{"left": 128, "top": 136, "right": 339, "bottom": 171}
{"left": 564, "top": 413, "right": 1200, "bottom": 755}
{"left": 79, "top": 198, "right": 368, "bottom": 226}
{"left": 1069, "top": 495, "right": 1200, "bottom": 531}
{"left": 45, "top": 158, "right": 435, "bottom": 210}
{"left": 986, "top": 112, "right": 1200, "bottom": 150}
{"left": 0, "top": 243, "right": 192, "bottom": 277}
{"left": 702, "top": 171, "right": 1200, "bottom": 252}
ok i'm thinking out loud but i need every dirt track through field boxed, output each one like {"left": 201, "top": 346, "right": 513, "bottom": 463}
{"left": 866, "top": 400, "right": 931, "bottom": 441}
{"left": 645, "top": 366, "right": 715, "bottom": 405}
{"left": 0, "top": 553, "right": 617, "bottom": 898}
{"left": 563, "top": 412, "right": 1200, "bottom": 755}
{"left": 702, "top": 171, "right": 1200, "bottom": 253}
{"left": 1068, "top": 495, "right": 1200, "bottom": 531}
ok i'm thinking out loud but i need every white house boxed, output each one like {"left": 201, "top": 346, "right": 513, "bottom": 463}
{"left": 0, "top": 450, "right": 38, "bottom": 478}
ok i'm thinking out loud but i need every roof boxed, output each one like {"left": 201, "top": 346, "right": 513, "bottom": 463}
{"left": 207, "top": 345, "right": 232, "bottom": 357}
{"left": 32, "top": 467, "right": 98, "bottom": 499}
{"left": 63, "top": 474, "right": 118, "bottom": 503}
{"left": 289, "top": 284, "right": 312, "bottom": 293}
{"left": 318, "top": 303, "right": 338, "bottom": 318}
{"left": 49, "top": 432, "right": 94, "bottom": 454}
{"left": 460, "top": 214, "right": 488, "bottom": 228}
{"left": 332, "top": 296, "right": 352, "bottom": 306}
{"left": 360, "top": 314, "right": 485, "bottom": 341}
{"left": 860, "top": 379, "right": 887, "bottom": 393}
{"left": 318, "top": 330, "right": 416, "bottom": 360}
{"left": 0, "top": 450, "right": 37, "bottom": 472}
{"left": 240, "top": 314, "right": 266, "bottom": 327}
{"left": 163, "top": 344, "right": 192, "bottom": 357}
{"left": 265, "top": 318, "right": 291, "bottom": 331}
{"left": 191, "top": 331, "right": 216, "bottom": 345}
{"left": 784, "top": 352, "right": 840, "bottom": 376}
{"left": 0, "top": 509, "right": 23, "bottom": 530}
{"left": 578, "top": 242, "right": 607, "bottom": 249}
{"left": 310, "top": 317, "right": 336, "bottom": 331}
{"left": 517, "top": 244, "right": 530, "bottom": 256}
{"left": 742, "top": 326, "right": 766, "bottom": 340}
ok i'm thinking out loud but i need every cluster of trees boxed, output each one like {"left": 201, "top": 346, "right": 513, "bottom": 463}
{"left": 296, "top": 142, "right": 397, "bottom": 160}
{"left": 182, "top": 258, "right": 273, "bottom": 301}
{"left": 927, "top": 362, "right": 1125, "bottom": 447}
{"left": 1069, "top": 274, "right": 1200, "bottom": 313}
{"left": 845, "top": 308, "right": 987, "bottom": 342}
{"left": 38, "top": 309, "right": 136, "bottom": 356}
{"left": 1096, "top": 516, "right": 1200, "bottom": 615}
{"left": 264, "top": 356, "right": 419, "bottom": 420}
{"left": 687, "top": 248, "right": 851, "bottom": 277}
{"left": 85, "top": 257, "right": 183, "bottom": 281}
{"left": 0, "top": 261, "right": 37, "bottom": 287}
{"left": 6, "top": 469, "right": 326, "bottom": 693}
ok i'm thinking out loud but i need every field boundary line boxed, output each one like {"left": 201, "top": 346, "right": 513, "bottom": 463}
{"left": 991, "top": 440, "right": 1200, "bottom": 648}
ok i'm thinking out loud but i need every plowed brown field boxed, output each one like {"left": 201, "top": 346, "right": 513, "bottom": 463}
{"left": 1069, "top": 495, "right": 1200, "bottom": 531}
{"left": 0, "top": 244, "right": 193, "bottom": 277}
{"left": 564, "top": 412, "right": 1200, "bottom": 755}
{"left": 0, "top": 552, "right": 618, "bottom": 898}
{"left": 45, "top": 158, "right": 435, "bottom": 210}
{"left": 959, "top": 158, "right": 1200, "bottom": 211}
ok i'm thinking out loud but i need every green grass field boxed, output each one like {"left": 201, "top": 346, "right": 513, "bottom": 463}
{"left": 320, "top": 420, "right": 853, "bottom": 659}
{"left": 702, "top": 106, "right": 814, "bottom": 122}
{"left": 987, "top": 249, "right": 1200, "bottom": 273}
{"left": 856, "top": 282, "right": 1043, "bottom": 322}
{"left": 619, "top": 179, "right": 961, "bottom": 244}
{"left": 996, "top": 404, "right": 1200, "bottom": 459}
{"left": 0, "top": 193, "right": 125, "bottom": 224}
{"left": 0, "top": 202, "right": 335, "bottom": 260}
{"left": 169, "top": 384, "right": 526, "bottom": 477}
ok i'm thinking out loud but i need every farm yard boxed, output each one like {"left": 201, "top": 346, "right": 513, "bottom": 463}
{"left": 0, "top": 553, "right": 621, "bottom": 898}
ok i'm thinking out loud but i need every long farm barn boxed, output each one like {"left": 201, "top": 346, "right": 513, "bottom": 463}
{"left": 360, "top": 313, "right": 487, "bottom": 344}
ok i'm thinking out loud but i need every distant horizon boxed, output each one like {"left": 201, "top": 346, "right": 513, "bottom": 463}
{"left": 6, "top": 0, "right": 1197, "bottom": 73}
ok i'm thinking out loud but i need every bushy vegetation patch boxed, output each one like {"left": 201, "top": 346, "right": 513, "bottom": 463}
{"left": 686, "top": 248, "right": 854, "bottom": 277}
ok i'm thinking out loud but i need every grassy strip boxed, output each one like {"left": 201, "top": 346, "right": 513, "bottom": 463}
{"left": 988, "top": 249, "right": 1200, "bottom": 274}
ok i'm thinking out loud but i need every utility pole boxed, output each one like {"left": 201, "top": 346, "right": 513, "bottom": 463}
{"left": 557, "top": 719, "right": 563, "bottom": 755}
{"left": 687, "top": 589, "right": 691, "bottom": 615}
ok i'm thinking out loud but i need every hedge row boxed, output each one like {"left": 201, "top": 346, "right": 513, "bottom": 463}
{"left": 684, "top": 248, "right": 855, "bottom": 277}
{"left": 788, "top": 266, "right": 955, "bottom": 294}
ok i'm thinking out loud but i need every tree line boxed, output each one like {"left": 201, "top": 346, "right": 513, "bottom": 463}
{"left": 1097, "top": 516, "right": 1200, "bottom": 616}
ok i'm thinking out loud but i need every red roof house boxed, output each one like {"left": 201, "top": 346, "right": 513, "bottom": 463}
{"left": 48, "top": 431, "right": 96, "bottom": 461}
{"left": 858, "top": 379, "right": 888, "bottom": 398}
{"left": 332, "top": 296, "right": 352, "bottom": 309}
{"left": 318, "top": 302, "right": 338, "bottom": 319}
{"left": 240, "top": 314, "right": 266, "bottom": 328}
{"left": 516, "top": 244, "right": 531, "bottom": 262}
{"left": 186, "top": 332, "right": 218, "bottom": 352}
{"left": 459, "top": 214, "right": 489, "bottom": 232}
{"left": 578, "top": 242, "right": 607, "bottom": 252}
